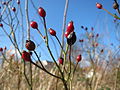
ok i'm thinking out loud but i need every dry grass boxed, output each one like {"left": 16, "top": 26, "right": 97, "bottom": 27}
{"left": 0, "top": 54, "right": 120, "bottom": 90}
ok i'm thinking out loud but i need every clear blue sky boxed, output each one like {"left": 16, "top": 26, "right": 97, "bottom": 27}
{"left": 0, "top": 0, "right": 119, "bottom": 61}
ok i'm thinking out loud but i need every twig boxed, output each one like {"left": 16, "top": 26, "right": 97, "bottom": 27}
{"left": 31, "top": 61, "right": 61, "bottom": 79}
{"left": 25, "top": 0, "right": 32, "bottom": 89}
{"left": 61, "top": 0, "right": 69, "bottom": 56}
{"left": 42, "top": 17, "right": 68, "bottom": 90}
{"left": 67, "top": 45, "right": 72, "bottom": 81}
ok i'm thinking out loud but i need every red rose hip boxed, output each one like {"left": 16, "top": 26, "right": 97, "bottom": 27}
{"left": 65, "top": 21, "right": 75, "bottom": 38}
{"left": 49, "top": 28, "right": 56, "bottom": 36}
{"left": 30, "top": 21, "right": 38, "bottom": 29}
{"left": 58, "top": 57, "right": 64, "bottom": 65}
{"left": 38, "top": 7, "right": 46, "bottom": 17}
{"left": 96, "top": 3, "right": 103, "bottom": 9}
{"left": 76, "top": 54, "right": 82, "bottom": 62}
{"left": 0, "top": 48, "right": 3, "bottom": 52}
{"left": 65, "top": 31, "right": 70, "bottom": 38}
{"left": 22, "top": 51, "right": 31, "bottom": 62}
{"left": 0, "top": 23, "right": 3, "bottom": 27}
{"left": 25, "top": 40, "right": 36, "bottom": 51}
{"left": 66, "top": 21, "right": 74, "bottom": 33}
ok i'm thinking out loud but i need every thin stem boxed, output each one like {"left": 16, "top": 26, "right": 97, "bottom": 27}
{"left": 23, "top": 60, "right": 31, "bottom": 86}
{"left": 25, "top": 0, "right": 32, "bottom": 89}
{"left": 42, "top": 17, "right": 63, "bottom": 77}
{"left": 30, "top": 0, "right": 43, "bottom": 25}
{"left": 55, "top": 35, "right": 63, "bottom": 50}
{"left": 69, "top": 45, "right": 72, "bottom": 76}
{"left": 62, "top": 43, "right": 69, "bottom": 73}
{"left": 55, "top": 35, "right": 66, "bottom": 55}
{"left": 61, "top": 0, "right": 69, "bottom": 56}
{"left": 29, "top": 61, "right": 32, "bottom": 90}
{"left": 31, "top": 61, "right": 62, "bottom": 79}
{"left": 19, "top": 3, "right": 25, "bottom": 49}
{"left": 62, "top": 79, "right": 68, "bottom": 90}
{"left": 67, "top": 45, "right": 72, "bottom": 81}
{"left": 42, "top": 17, "right": 68, "bottom": 89}
{"left": 50, "top": 35, "right": 59, "bottom": 58}
{"left": 47, "top": 45, "right": 63, "bottom": 75}
{"left": 36, "top": 28, "right": 45, "bottom": 40}
{"left": 69, "top": 62, "right": 78, "bottom": 90}
{"left": 102, "top": 8, "right": 120, "bottom": 19}
{"left": 6, "top": 5, "right": 19, "bottom": 53}
{"left": 25, "top": 0, "right": 30, "bottom": 40}
{"left": 114, "top": 67, "right": 119, "bottom": 90}
{"left": 43, "top": 17, "right": 48, "bottom": 44}
{"left": 1, "top": 27, "right": 21, "bottom": 55}
{"left": 34, "top": 50, "right": 46, "bottom": 69}
{"left": 73, "top": 62, "right": 78, "bottom": 76}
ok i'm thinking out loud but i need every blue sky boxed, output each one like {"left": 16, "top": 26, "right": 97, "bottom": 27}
{"left": 0, "top": 0, "right": 120, "bottom": 61}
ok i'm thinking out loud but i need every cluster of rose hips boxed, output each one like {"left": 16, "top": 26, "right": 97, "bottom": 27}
{"left": 80, "top": 25, "right": 99, "bottom": 48}
{"left": 21, "top": 7, "right": 46, "bottom": 62}
{"left": 95, "top": 1, "right": 120, "bottom": 53}
{"left": 65, "top": 21, "right": 76, "bottom": 46}
{"left": 80, "top": 25, "right": 105, "bottom": 54}
{"left": 21, "top": 7, "right": 82, "bottom": 63}
{"left": 22, "top": 40, "right": 35, "bottom": 62}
